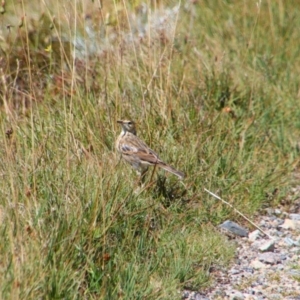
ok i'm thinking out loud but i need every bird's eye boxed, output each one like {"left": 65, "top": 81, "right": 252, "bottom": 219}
{"left": 128, "top": 122, "right": 132, "bottom": 125}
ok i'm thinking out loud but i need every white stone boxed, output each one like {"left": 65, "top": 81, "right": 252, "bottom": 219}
{"left": 248, "top": 230, "right": 261, "bottom": 241}
{"left": 259, "top": 240, "right": 275, "bottom": 252}
{"left": 251, "top": 259, "right": 266, "bottom": 269}
{"left": 279, "top": 219, "right": 300, "bottom": 230}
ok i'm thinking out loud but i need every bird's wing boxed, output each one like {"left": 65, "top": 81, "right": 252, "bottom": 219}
{"left": 119, "top": 135, "right": 162, "bottom": 165}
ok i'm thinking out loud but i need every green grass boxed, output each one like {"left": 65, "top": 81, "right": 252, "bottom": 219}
{"left": 0, "top": 0, "right": 299, "bottom": 298}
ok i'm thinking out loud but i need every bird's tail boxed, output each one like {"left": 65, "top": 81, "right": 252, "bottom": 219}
{"left": 158, "top": 163, "right": 185, "bottom": 179}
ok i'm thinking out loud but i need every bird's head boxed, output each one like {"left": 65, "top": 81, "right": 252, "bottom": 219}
{"left": 117, "top": 120, "right": 137, "bottom": 135}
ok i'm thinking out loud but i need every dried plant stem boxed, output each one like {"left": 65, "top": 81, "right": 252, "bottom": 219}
{"left": 204, "top": 188, "right": 274, "bottom": 239}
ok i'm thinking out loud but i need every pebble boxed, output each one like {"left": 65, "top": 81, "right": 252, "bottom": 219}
{"left": 283, "top": 237, "right": 298, "bottom": 246}
{"left": 289, "top": 213, "right": 300, "bottom": 221}
{"left": 274, "top": 209, "right": 282, "bottom": 215}
{"left": 230, "top": 268, "right": 241, "bottom": 275}
{"left": 259, "top": 240, "right": 275, "bottom": 252}
{"left": 258, "top": 252, "right": 282, "bottom": 264}
{"left": 248, "top": 230, "right": 261, "bottom": 241}
{"left": 219, "top": 220, "right": 249, "bottom": 237}
{"left": 287, "top": 269, "right": 300, "bottom": 277}
{"left": 251, "top": 260, "right": 266, "bottom": 270}
{"left": 228, "top": 290, "right": 244, "bottom": 300}
{"left": 280, "top": 219, "right": 300, "bottom": 230}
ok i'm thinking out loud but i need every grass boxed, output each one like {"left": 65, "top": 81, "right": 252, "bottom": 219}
{"left": 0, "top": 0, "right": 299, "bottom": 298}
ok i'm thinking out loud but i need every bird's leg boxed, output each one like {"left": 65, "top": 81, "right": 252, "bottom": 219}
{"left": 138, "top": 169, "right": 148, "bottom": 186}
{"left": 149, "top": 163, "right": 158, "bottom": 183}
{"left": 133, "top": 169, "right": 148, "bottom": 194}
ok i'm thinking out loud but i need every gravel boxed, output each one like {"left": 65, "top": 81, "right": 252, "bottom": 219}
{"left": 182, "top": 190, "right": 300, "bottom": 300}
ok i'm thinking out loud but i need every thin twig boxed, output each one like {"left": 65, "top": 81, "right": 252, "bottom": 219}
{"left": 204, "top": 188, "right": 274, "bottom": 239}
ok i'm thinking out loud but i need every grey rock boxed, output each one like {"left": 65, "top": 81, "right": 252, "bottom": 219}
{"left": 265, "top": 208, "right": 274, "bottom": 215}
{"left": 289, "top": 213, "right": 300, "bottom": 221}
{"left": 251, "top": 259, "right": 266, "bottom": 269}
{"left": 230, "top": 268, "right": 241, "bottom": 275}
{"left": 213, "top": 290, "right": 226, "bottom": 297}
{"left": 280, "top": 219, "right": 300, "bottom": 230}
{"left": 279, "top": 254, "right": 287, "bottom": 260}
{"left": 276, "top": 218, "right": 285, "bottom": 225}
{"left": 219, "top": 220, "right": 249, "bottom": 237}
{"left": 249, "top": 230, "right": 261, "bottom": 241}
{"left": 271, "top": 229, "right": 284, "bottom": 237}
{"left": 243, "top": 267, "right": 254, "bottom": 273}
{"left": 259, "top": 240, "right": 275, "bottom": 252}
{"left": 274, "top": 209, "right": 282, "bottom": 215}
{"left": 268, "top": 294, "right": 282, "bottom": 300}
{"left": 194, "top": 293, "right": 207, "bottom": 300}
{"left": 228, "top": 290, "right": 245, "bottom": 300}
{"left": 287, "top": 269, "right": 300, "bottom": 277}
{"left": 259, "top": 220, "right": 266, "bottom": 227}
{"left": 182, "top": 290, "right": 190, "bottom": 298}
{"left": 290, "top": 249, "right": 300, "bottom": 256}
{"left": 283, "top": 237, "right": 298, "bottom": 246}
{"left": 276, "top": 263, "right": 284, "bottom": 270}
{"left": 182, "top": 291, "right": 209, "bottom": 300}
{"left": 258, "top": 253, "right": 282, "bottom": 264}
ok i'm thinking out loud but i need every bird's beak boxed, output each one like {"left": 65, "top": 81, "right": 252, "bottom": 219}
{"left": 117, "top": 120, "right": 123, "bottom": 124}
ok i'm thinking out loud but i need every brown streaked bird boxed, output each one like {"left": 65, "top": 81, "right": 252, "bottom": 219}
{"left": 116, "top": 120, "right": 185, "bottom": 180}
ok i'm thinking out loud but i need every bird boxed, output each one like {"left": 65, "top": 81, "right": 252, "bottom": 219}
{"left": 116, "top": 120, "right": 185, "bottom": 181}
